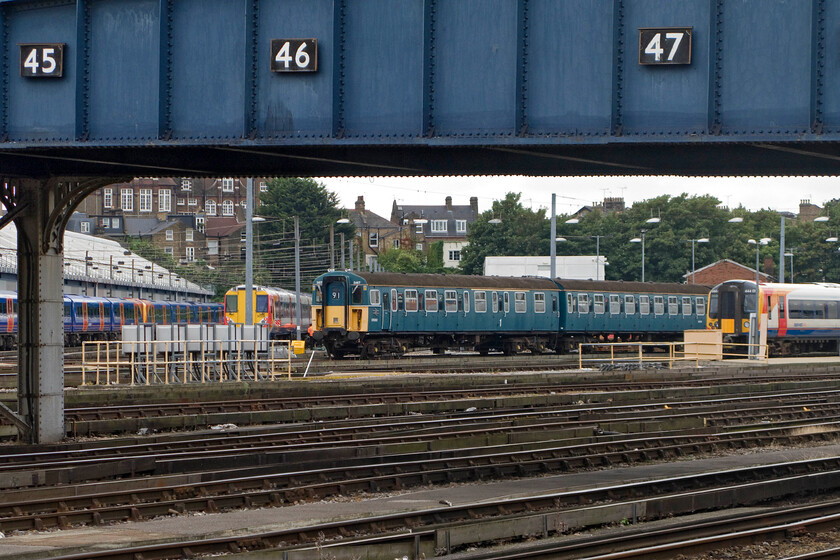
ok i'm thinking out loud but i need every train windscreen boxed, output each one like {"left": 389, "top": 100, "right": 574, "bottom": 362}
{"left": 225, "top": 294, "right": 238, "bottom": 312}
{"left": 742, "top": 286, "right": 757, "bottom": 314}
{"left": 708, "top": 290, "right": 718, "bottom": 319}
{"left": 256, "top": 294, "right": 269, "bottom": 313}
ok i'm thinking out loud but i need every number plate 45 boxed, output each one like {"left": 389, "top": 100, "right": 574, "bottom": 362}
{"left": 271, "top": 39, "right": 318, "bottom": 73}
{"left": 20, "top": 44, "right": 65, "bottom": 78}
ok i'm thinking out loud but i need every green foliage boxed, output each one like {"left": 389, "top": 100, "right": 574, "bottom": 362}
{"left": 378, "top": 243, "right": 447, "bottom": 274}
{"left": 259, "top": 177, "right": 355, "bottom": 244}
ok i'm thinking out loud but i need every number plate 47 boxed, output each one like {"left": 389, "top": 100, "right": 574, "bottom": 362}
{"left": 639, "top": 28, "right": 692, "bottom": 65}
{"left": 271, "top": 39, "right": 318, "bottom": 73}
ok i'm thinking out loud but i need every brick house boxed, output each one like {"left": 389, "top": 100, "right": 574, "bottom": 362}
{"left": 390, "top": 196, "right": 479, "bottom": 268}
{"left": 685, "top": 259, "right": 774, "bottom": 286}
{"left": 347, "top": 196, "right": 401, "bottom": 269}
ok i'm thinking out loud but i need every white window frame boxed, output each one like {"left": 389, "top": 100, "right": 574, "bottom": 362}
{"left": 696, "top": 297, "right": 706, "bottom": 317}
{"left": 186, "top": 246, "right": 195, "bottom": 261}
{"left": 158, "top": 189, "right": 171, "bottom": 212}
{"left": 609, "top": 294, "right": 621, "bottom": 315}
{"left": 120, "top": 188, "right": 133, "bottom": 211}
{"left": 369, "top": 231, "right": 378, "bottom": 248}
{"left": 259, "top": 181, "right": 267, "bottom": 192}
{"left": 101, "top": 217, "right": 110, "bottom": 228}
{"left": 415, "top": 242, "right": 423, "bottom": 251}
{"left": 444, "top": 290, "right": 457, "bottom": 313}
{"left": 424, "top": 290, "right": 438, "bottom": 312}
{"left": 166, "top": 229, "right": 174, "bottom": 241}
{"left": 80, "top": 221, "right": 90, "bottom": 233}
{"left": 431, "top": 219, "right": 447, "bottom": 233}
{"left": 188, "top": 198, "right": 198, "bottom": 207}
{"left": 393, "top": 239, "right": 400, "bottom": 249}
{"left": 654, "top": 296, "right": 665, "bottom": 316}
{"left": 207, "top": 239, "right": 219, "bottom": 256}
{"left": 682, "top": 296, "right": 692, "bottom": 316}
{"left": 668, "top": 296, "right": 679, "bottom": 316}
{"left": 222, "top": 178, "right": 235, "bottom": 192}
{"left": 222, "top": 200, "right": 234, "bottom": 216}
{"left": 206, "top": 200, "right": 217, "bottom": 216}
{"left": 534, "top": 292, "right": 545, "bottom": 313}
{"left": 181, "top": 179, "right": 192, "bottom": 191}
{"left": 503, "top": 292, "right": 510, "bottom": 314}
{"left": 639, "top": 295, "right": 651, "bottom": 315}
{"left": 567, "top": 293, "right": 577, "bottom": 313}
{"left": 186, "top": 229, "right": 194, "bottom": 242}
{"left": 139, "top": 189, "right": 152, "bottom": 212}
{"left": 455, "top": 220, "right": 467, "bottom": 234}
{"left": 370, "top": 289, "right": 381, "bottom": 306}
{"left": 164, "top": 246, "right": 173, "bottom": 255}
{"left": 475, "top": 291, "right": 487, "bottom": 313}
{"left": 112, "top": 217, "right": 120, "bottom": 228}
{"left": 415, "top": 223, "right": 423, "bottom": 234}
{"left": 195, "top": 216, "right": 205, "bottom": 233}
{"left": 405, "top": 289, "right": 418, "bottom": 312}
{"left": 176, "top": 198, "right": 185, "bottom": 206}
{"left": 514, "top": 292, "right": 527, "bottom": 313}
{"left": 463, "top": 291, "right": 470, "bottom": 313}
{"left": 103, "top": 188, "right": 113, "bottom": 209}
{"left": 593, "top": 294, "right": 605, "bottom": 315}
{"left": 578, "top": 293, "right": 590, "bottom": 314}
{"left": 449, "top": 250, "right": 460, "bottom": 261}
{"left": 624, "top": 295, "right": 636, "bottom": 315}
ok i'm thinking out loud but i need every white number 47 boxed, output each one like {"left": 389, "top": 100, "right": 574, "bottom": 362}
{"left": 644, "top": 32, "right": 684, "bottom": 62}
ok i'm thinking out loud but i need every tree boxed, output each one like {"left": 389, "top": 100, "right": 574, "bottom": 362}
{"left": 459, "top": 193, "right": 549, "bottom": 275}
{"left": 377, "top": 241, "right": 446, "bottom": 273}
{"left": 259, "top": 178, "right": 353, "bottom": 244}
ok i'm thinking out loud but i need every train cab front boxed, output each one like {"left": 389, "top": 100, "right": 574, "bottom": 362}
{"left": 312, "top": 272, "right": 366, "bottom": 357}
{"left": 708, "top": 280, "right": 756, "bottom": 342}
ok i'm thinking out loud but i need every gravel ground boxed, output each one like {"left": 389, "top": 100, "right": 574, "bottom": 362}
{"left": 676, "top": 528, "right": 840, "bottom": 559}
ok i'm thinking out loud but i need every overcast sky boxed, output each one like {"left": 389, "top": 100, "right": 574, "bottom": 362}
{"left": 317, "top": 175, "right": 840, "bottom": 220}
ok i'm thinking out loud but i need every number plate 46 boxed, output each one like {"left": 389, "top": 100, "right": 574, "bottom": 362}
{"left": 20, "top": 44, "right": 65, "bottom": 77}
{"left": 271, "top": 39, "right": 318, "bottom": 73}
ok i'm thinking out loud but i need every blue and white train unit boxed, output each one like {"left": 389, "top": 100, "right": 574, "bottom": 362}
{"left": 0, "top": 292, "right": 224, "bottom": 349}
{"left": 311, "top": 271, "right": 709, "bottom": 358}
{"left": 707, "top": 280, "right": 840, "bottom": 355}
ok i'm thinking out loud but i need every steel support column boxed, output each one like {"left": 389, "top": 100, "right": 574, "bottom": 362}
{"left": 0, "top": 177, "right": 114, "bottom": 443}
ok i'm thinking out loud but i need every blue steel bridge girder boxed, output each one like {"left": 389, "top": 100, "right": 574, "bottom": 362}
{"left": 0, "top": 1, "right": 838, "bottom": 177}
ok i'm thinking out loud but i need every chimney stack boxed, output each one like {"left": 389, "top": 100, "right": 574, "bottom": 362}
{"left": 355, "top": 196, "right": 365, "bottom": 211}
{"left": 445, "top": 196, "right": 452, "bottom": 210}
{"left": 470, "top": 197, "right": 478, "bottom": 216}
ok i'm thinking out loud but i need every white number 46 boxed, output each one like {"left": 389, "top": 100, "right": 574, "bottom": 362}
{"left": 275, "top": 41, "right": 311, "bottom": 69}
{"left": 644, "top": 32, "right": 684, "bottom": 62}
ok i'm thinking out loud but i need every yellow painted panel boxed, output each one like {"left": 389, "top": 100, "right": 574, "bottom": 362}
{"left": 325, "top": 305, "right": 345, "bottom": 328}
{"left": 721, "top": 318, "right": 735, "bottom": 333}
{"left": 348, "top": 307, "right": 368, "bottom": 331}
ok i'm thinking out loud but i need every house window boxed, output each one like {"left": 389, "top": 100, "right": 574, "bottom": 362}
{"left": 80, "top": 222, "right": 90, "bottom": 233}
{"left": 186, "top": 246, "right": 195, "bottom": 261}
{"left": 181, "top": 179, "right": 191, "bottom": 191}
{"left": 120, "top": 188, "right": 133, "bottom": 211}
{"left": 112, "top": 217, "right": 120, "bottom": 228}
{"left": 207, "top": 239, "right": 219, "bottom": 255}
{"left": 393, "top": 239, "right": 400, "bottom": 249}
{"left": 158, "top": 189, "right": 171, "bottom": 212}
{"left": 456, "top": 220, "right": 467, "bottom": 233}
{"left": 177, "top": 198, "right": 185, "bottom": 206}
{"left": 139, "top": 189, "right": 152, "bottom": 212}
{"left": 222, "top": 178, "right": 234, "bottom": 192}
{"left": 448, "top": 250, "right": 460, "bottom": 261}
{"left": 195, "top": 216, "right": 205, "bottom": 233}
{"left": 205, "top": 200, "right": 217, "bottom": 215}
{"left": 222, "top": 200, "right": 234, "bottom": 216}
{"left": 101, "top": 217, "right": 110, "bottom": 228}
{"left": 240, "top": 230, "right": 247, "bottom": 242}
{"left": 166, "top": 230, "right": 174, "bottom": 241}
{"left": 186, "top": 229, "right": 194, "bottom": 242}
{"left": 415, "top": 243, "right": 423, "bottom": 251}
{"left": 431, "top": 220, "right": 447, "bottom": 233}
{"left": 164, "top": 246, "right": 173, "bottom": 255}
{"left": 415, "top": 223, "right": 423, "bottom": 233}
{"left": 369, "top": 231, "right": 378, "bottom": 248}
{"left": 103, "top": 188, "right": 113, "bottom": 209}
{"left": 259, "top": 181, "right": 267, "bottom": 192}
{"left": 188, "top": 198, "right": 197, "bottom": 206}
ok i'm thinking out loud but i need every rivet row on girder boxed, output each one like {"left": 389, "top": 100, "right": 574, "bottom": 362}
{"left": 424, "top": 0, "right": 436, "bottom": 138}
{"left": 516, "top": 0, "right": 529, "bottom": 136}
{"left": 811, "top": 0, "right": 825, "bottom": 134}
{"left": 611, "top": 0, "right": 624, "bottom": 137}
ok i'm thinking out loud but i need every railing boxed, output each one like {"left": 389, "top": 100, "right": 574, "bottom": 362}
{"left": 578, "top": 340, "right": 768, "bottom": 370}
{"left": 81, "top": 339, "right": 294, "bottom": 385}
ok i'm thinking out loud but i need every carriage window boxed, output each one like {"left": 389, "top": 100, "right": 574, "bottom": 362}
{"left": 578, "top": 293, "right": 590, "bottom": 314}
{"left": 405, "top": 289, "right": 418, "bottom": 312}
{"left": 668, "top": 296, "right": 679, "bottom": 315}
{"left": 695, "top": 297, "right": 706, "bottom": 317}
{"left": 492, "top": 292, "right": 499, "bottom": 313}
{"left": 827, "top": 301, "right": 839, "bottom": 320}
{"left": 567, "top": 293, "right": 577, "bottom": 313}
{"left": 369, "top": 289, "right": 381, "bottom": 306}
{"left": 314, "top": 285, "right": 323, "bottom": 304}
{"left": 475, "top": 291, "right": 487, "bottom": 313}
{"left": 64, "top": 302, "right": 71, "bottom": 318}
{"left": 503, "top": 292, "right": 510, "bottom": 313}
{"left": 425, "top": 290, "right": 438, "bottom": 312}
{"left": 639, "top": 295, "right": 650, "bottom": 315}
{"left": 609, "top": 294, "right": 620, "bottom": 315}
{"left": 654, "top": 296, "right": 665, "bottom": 316}
{"left": 225, "top": 294, "right": 238, "bottom": 312}
{"left": 707, "top": 290, "right": 718, "bottom": 319}
{"left": 352, "top": 285, "right": 364, "bottom": 304}
{"left": 391, "top": 289, "right": 398, "bottom": 312}
{"left": 445, "top": 290, "right": 457, "bottom": 312}
{"left": 682, "top": 297, "right": 692, "bottom": 316}
{"left": 464, "top": 291, "right": 470, "bottom": 313}
{"left": 534, "top": 293, "right": 545, "bottom": 313}
{"left": 256, "top": 295, "right": 269, "bottom": 313}
{"left": 514, "top": 292, "right": 527, "bottom": 313}
{"left": 593, "top": 294, "right": 605, "bottom": 314}
{"left": 624, "top": 295, "right": 635, "bottom": 315}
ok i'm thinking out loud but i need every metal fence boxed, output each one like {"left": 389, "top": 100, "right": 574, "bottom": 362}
{"left": 578, "top": 340, "right": 767, "bottom": 370}
{"left": 81, "top": 338, "right": 294, "bottom": 385}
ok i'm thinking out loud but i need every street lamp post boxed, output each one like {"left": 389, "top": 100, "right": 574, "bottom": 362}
{"left": 784, "top": 251, "right": 794, "bottom": 282}
{"left": 689, "top": 238, "right": 709, "bottom": 284}
{"left": 630, "top": 231, "right": 646, "bottom": 282}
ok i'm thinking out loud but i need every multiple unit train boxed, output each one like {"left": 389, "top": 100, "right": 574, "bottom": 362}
{"left": 708, "top": 280, "right": 840, "bottom": 355}
{"left": 311, "top": 271, "right": 709, "bottom": 358}
{"left": 224, "top": 285, "right": 312, "bottom": 339}
{"left": 0, "top": 292, "right": 224, "bottom": 349}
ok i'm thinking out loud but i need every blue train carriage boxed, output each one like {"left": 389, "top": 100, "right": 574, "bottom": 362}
{"left": 312, "top": 271, "right": 562, "bottom": 358}
{"left": 555, "top": 279, "right": 710, "bottom": 352}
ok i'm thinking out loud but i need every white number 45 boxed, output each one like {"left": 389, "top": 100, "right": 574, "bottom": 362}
{"left": 24, "top": 47, "right": 57, "bottom": 74}
{"left": 644, "top": 32, "right": 684, "bottom": 62}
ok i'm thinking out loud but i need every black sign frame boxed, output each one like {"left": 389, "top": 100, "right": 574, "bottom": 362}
{"left": 638, "top": 28, "right": 692, "bottom": 65}
{"left": 270, "top": 38, "right": 318, "bottom": 73}
{"left": 19, "top": 43, "right": 65, "bottom": 78}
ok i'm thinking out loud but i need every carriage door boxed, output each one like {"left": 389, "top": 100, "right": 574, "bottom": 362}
{"left": 323, "top": 276, "right": 348, "bottom": 330}
{"left": 382, "top": 288, "right": 397, "bottom": 331}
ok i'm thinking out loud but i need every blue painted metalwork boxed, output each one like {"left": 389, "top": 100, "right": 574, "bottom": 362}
{"left": 0, "top": 0, "right": 839, "bottom": 176}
